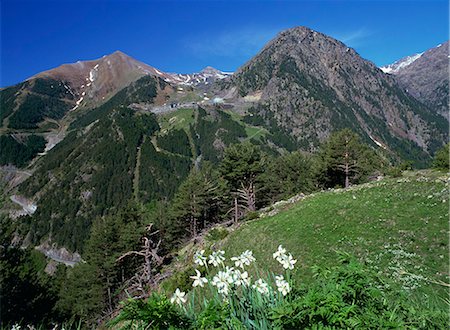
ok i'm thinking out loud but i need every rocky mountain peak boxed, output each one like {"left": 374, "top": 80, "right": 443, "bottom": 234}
{"left": 200, "top": 66, "right": 222, "bottom": 75}
{"left": 383, "top": 41, "right": 449, "bottom": 118}
{"left": 226, "top": 26, "right": 446, "bottom": 154}
{"left": 30, "top": 50, "right": 165, "bottom": 106}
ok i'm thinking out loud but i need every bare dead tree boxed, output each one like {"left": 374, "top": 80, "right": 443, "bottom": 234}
{"left": 238, "top": 181, "right": 256, "bottom": 211}
{"left": 116, "top": 224, "right": 165, "bottom": 299}
{"left": 225, "top": 195, "right": 245, "bottom": 225}
{"left": 336, "top": 135, "right": 359, "bottom": 188}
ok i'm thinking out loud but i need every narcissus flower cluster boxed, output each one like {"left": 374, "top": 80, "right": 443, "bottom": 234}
{"left": 171, "top": 245, "right": 297, "bottom": 305}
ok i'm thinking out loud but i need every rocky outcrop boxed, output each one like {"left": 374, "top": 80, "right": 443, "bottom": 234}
{"left": 390, "top": 41, "right": 449, "bottom": 119}
{"left": 35, "top": 241, "right": 82, "bottom": 266}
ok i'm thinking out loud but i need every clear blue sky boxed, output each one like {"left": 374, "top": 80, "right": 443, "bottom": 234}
{"left": 1, "top": 0, "right": 448, "bottom": 87}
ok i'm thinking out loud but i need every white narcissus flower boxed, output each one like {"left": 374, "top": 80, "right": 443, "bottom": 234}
{"left": 170, "top": 288, "right": 186, "bottom": 305}
{"left": 211, "top": 270, "right": 231, "bottom": 296}
{"left": 190, "top": 269, "right": 208, "bottom": 287}
{"left": 208, "top": 250, "right": 225, "bottom": 267}
{"left": 193, "top": 250, "right": 207, "bottom": 267}
{"left": 273, "top": 245, "right": 297, "bottom": 270}
{"left": 212, "top": 271, "right": 230, "bottom": 288}
{"left": 231, "top": 255, "right": 244, "bottom": 269}
{"left": 224, "top": 266, "right": 236, "bottom": 284}
{"left": 280, "top": 253, "right": 297, "bottom": 270}
{"left": 273, "top": 245, "right": 287, "bottom": 260}
{"left": 217, "top": 285, "right": 229, "bottom": 296}
{"left": 233, "top": 270, "right": 251, "bottom": 287}
{"left": 275, "top": 275, "right": 291, "bottom": 296}
{"left": 252, "top": 278, "right": 270, "bottom": 295}
{"left": 241, "top": 250, "right": 256, "bottom": 263}
{"left": 275, "top": 275, "right": 284, "bottom": 283}
{"left": 231, "top": 250, "right": 256, "bottom": 269}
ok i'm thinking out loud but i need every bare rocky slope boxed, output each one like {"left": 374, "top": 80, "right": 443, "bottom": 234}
{"left": 385, "top": 41, "right": 449, "bottom": 119}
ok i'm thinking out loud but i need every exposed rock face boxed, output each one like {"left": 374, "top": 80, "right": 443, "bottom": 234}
{"left": 389, "top": 41, "right": 449, "bottom": 119}
{"left": 224, "top": 26, "right": 447, "bottom": 154}
{"left": 35, "top": 241, "right": 81, "bottom": 266}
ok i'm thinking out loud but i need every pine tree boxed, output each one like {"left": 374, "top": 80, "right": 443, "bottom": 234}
{"left": 219, "top": 142, "right": 265, "bottom": 213}
{"left": 57, "top": 208, "right": 146, "bottom": 323}
{"left": 260, "top": 151, "right": 315, "bottom": 204}
{"left": 315, "top": 129, "right": 379, "bottom": 188}
{"left": 169, "top": 164, "right": 223, "bottom": 240}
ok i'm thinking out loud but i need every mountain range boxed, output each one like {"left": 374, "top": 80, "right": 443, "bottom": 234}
{"left": 0, "top": 26, "right": 448, "bottom": 257}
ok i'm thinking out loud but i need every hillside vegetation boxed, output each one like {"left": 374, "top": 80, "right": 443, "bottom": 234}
{"left": 112, "top": 170, "right": 449, "bottom": 329}
{"left": 219, "top": 170, "right": 449, "bottom": 302}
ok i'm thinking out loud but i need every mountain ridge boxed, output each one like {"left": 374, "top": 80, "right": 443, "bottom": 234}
{"left": 381, "top": 41, "right": 449, "bottom": 118}
{"left": 221, "top": 26, "right": 447, "bottom": 156}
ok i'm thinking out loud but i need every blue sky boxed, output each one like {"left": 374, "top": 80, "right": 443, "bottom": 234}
{"left": 1, "top": 0, "right": 448, "bottom": 87}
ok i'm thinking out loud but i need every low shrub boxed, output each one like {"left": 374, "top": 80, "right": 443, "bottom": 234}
{"left": 243, "top": 211, "right": 259, "bottom": 221}
{"left": 108, "top": 294, "right": 191, "bottom": 329}
{"left": 206, "top": 227, "right": 229, "bottom": 242}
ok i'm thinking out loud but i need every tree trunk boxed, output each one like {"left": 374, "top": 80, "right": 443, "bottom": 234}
{"left": 248, "top": 182, "right": 256, "bottom": 211}
{"left": 344, "top": 160, "right": 349, "bottom": 188}
{"left": 234, "top": 197, "right": 239, "bottom": 223}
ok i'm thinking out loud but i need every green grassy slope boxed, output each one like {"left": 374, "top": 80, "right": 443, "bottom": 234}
{"left": 220, "top": 171, "right": 449, "bottom": 303}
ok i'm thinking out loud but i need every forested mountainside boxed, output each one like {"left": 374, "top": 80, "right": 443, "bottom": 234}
{"left": 6, "top": 73, "right": 277, "bottom": 253}
{"left": 383, "top": 41, "right": 449, "bottom": 119}
{"left": 1, "top": 25, "right": 447, "bottom": 255}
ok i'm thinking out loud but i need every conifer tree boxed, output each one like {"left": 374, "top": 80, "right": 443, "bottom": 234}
{"left": 169, "top": 163, "right": 223, "bottom": 240}
{"left": 315, "top": 129, "right": 379, "bottom": 188}
{"left": 219, "top": 142, "right": 265, "bottom": 213}
{"left": 260, "top": 151, "right": 315, "bottom": 204}
{"left": 432, "top": 143, "right": 449, "bottom": 170}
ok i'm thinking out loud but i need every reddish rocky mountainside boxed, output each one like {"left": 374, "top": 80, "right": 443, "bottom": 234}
{"left": 31, "top": 50, "right": 170, "bottom": 107}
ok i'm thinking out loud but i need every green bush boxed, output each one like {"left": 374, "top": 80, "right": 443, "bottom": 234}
{"left": 109, "top": 294, "right": 191, "bottom": 329}
{"left": 386, "top": 166, "right": 403, "bottom": 178}
{"left": 432, "top": 143, "right": 449, "bottom": 171}
{"left": 270, "top": 254, "right": 448, "bottom": 329}
{"left": 162, "top": 266, "right": 196, "bottom": 294}
{"left": 206, "top": 227, "right": 229, "bottom": 242}
{"left": 194, "top": 301, "right": 234, "bottom": 329}
{"left": 243, "top": 211, "right": 259, "bottom": 221}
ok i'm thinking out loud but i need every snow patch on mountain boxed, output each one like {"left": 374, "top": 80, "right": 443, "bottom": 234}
{"left": 381, "top": 52, "right": 424, "bottom": 74}
{"left": 159, "top": 67, "right": 232, "bottom": 86}
{"left": 369, "top": 134, "right": 386, "bottom": 149}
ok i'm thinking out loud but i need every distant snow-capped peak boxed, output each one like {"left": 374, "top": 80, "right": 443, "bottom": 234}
{"left": 381, "top": 52, "right": 424, "bottom": 74}
{"left": 161, "top": 67, "right": 232, "bottom": 86}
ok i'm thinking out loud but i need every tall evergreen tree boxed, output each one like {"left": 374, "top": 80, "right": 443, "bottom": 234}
{"left": 260, "top": 151, "right": 315, "bottom": 204}
{"left": 219, "top": 142, "right": 265, "bottom": 212}
{"left": 57, "top": 205, "right": 147, "bottom": 324}
{"left": 315, "top": 129, "right": 379, "bottom": 188}
{"left": 169, "top": 163, "right": 224, "bottom": 241}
